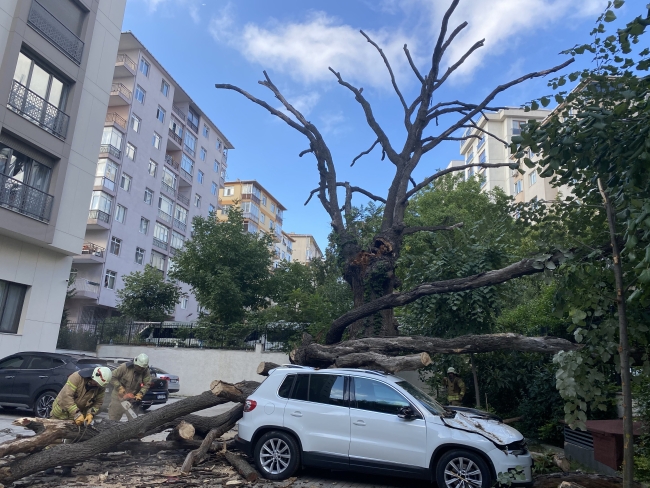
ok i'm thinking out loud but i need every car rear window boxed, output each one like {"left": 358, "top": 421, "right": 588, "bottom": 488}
{"left": 291, "top": 374, "right": 309, "bottom": 401}
{"left": 278, "top": 374, "right": 295, "bottom": 398}
{"left": 26, "top": 357, "right": 53, "bottom": 369}
{"left": 0, "top": 356, "right": 24, "bottom": 369}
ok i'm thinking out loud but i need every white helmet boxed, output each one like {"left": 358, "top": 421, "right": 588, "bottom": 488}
{"left": 92, "top": 366, "right": 112, "bottom": 387}
{"left": 447, "top": 367, "right": 457, "bottom": 374}
{"left": 134, "top": 353, "right": 149, "bottom": 368}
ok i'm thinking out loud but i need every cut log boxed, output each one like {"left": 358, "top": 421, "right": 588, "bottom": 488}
{"left": 105, "top": 439, "right": 215, "bottom": 454}
{"left": 0, "top": 380, "right": 259, "bottom": 485}
{"left": 290, "top": 333, "right": 581, "bottom": 369}
{"left": 210, "top": 380, "right": 252, "bottom": 403}
{"left": 224, "top": 451, "right": 258, "bottom": 482}
{"left": 502, "top": 416, "right": 523, "bottom": 424}
{"left": 142, "top": 404, "right": 244, "bottom": 438}
{"left": 180, "top": 427, "right": 221, "bottom": 474}
{"left": 166, "top": 420, "right": 195, "bottom": 442}
{"left": 334, "top": 352, "right": 431, "bottom": 373}
{"left": 257, "top": 361, "right": 281, "bottom": 376}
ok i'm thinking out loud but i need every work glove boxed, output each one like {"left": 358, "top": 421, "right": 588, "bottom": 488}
{"left": 84, "top": 413, "right": 94, "bottom": 426}
{"left": 135, "top": 393, "right": 143, "bottom": 401}
{"left": 117, "top": 386, "right": 126, "bottom": 396}
{"left": 123, "top": 392, "right": 135, "bottom": 400}
{"left": 74, "top": 412, "right": 84, "bottom": 426}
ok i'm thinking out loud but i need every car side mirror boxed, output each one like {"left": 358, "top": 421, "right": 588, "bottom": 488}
{"left": 398, "top": 406, "right": 415, "bottom": 420}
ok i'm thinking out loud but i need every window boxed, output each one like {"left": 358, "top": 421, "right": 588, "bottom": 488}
{"left": 152, "top": 132, "right": 161, "bottom": 149}
{"left": 216, "top": 139, "right": 222, "bottom": 150}
{"left": 95, "top": 158, "right": 118, "bottom": 190}
{"left": 223, "top": 186, "right": 234, "bottom": 196}
{"left": 194, "top": 194, "right": 201, "bottom": 208}
{"left": 115, "top": 204, "right": 127, "bottom": 223}
{"left": 109, "top": 236, "right": 122, "bottom": 255}
{"left": 306, "top": 374, "right": 346, "bottom": 406}
{"left": 278, "top": 375, "right": 296, "bottom": 398}
{"left": 154, "top": 222, "right": 169, "bottom": 243}
{"left": 139, "top": 58, "right": 150, "bottom": 76}
{"left": 211, "top": 182, "right": 217, "bottom": 195}
{"left": 148, "top": 159, "right": 158, "bottom": 177}
{"left": 529, "top": 171, "right": 537, "bottom": 186}
{"left": 181, "top": 154, "right": 194, "bottom": 175}
{"left": 512, "top": 120, "right": 526, "bottom": 135}
{"left": 514, "top": 180, "right": 523, "bottom": 195}
{"left": 197, "top": 170, "right": 204, "bottom": 184}
{"left": 270, "top": 203, "right": 275, "bottom": 213}
{"left": 0, "top": 280, "right": 28, "bottom": 334}
{"left": 466, "top": 151, "right": 474, "bottom": 163}
{"left": 244, "top": 221, "right": 258, "bottom": 234}
{"left": 144, "top": 187, "right": 153, "bottom": 205}
{"left": 174, "top": 205, "right": 188, "bottom": 224}
{"left": 479, "top": 151, "right": 486, "bottom": 164}
{"left": 181, "top": 297, "right": 188, "bottom": 309}
{"left": 221, "top": 205, "right": 231, "bottom": 215}
{"left": 199, "top": 147, "right": 206, "bottom": 161}
{"left": 187, "top": 109, "right": 199, "bottom": 129}
{"left": 140, "top": 217, "right": 149, "bottom": 234}
{"left": 150, "top": 251, "right": 165, "bottom": 271}
{"left": 0, "top": 143, "right": 52, "bottom": 194}
{"left": 130, "top": 114, "right": 141, "bottom": 133}
{"left": 242, "top": 184, "right": 261, "bottom": 198}
{"left": 89, "top": 191, "right": 113, "bottom": 214}
{"left": 104, "top": 270, "right": 117, "bottom": 289}
{"left": 291, "top": 374, "right": 309, "bottom": 401}
{"left": 221, "top": 168, "right": 226, "bottom": 179}
{"left": 241, "top": 201, "right": 260, "bottom": 219}
{"left": 120, "top": 172, "right": 132, "bottom": 192}
{"left": 161, "top": 80, "right": 170, "bottom": 97}
{"left": 135, "top": 247, "right": 145, "bottom": 265}
{"left": 208, "top": 204, "right": 215, "bottom": 213}
{"left": 213, "top": 161, "right": 219, "bottom": 173}
{"left": 169, "top": 117, "right": 183, "bottom": 139}
{"left": 0, "top": 355, "right": 25, "bottom": 369}
{"left": 171, "top": 231, "right": 184, "bottom": 250}
{"left": 184, "top": 131, "right": 197, "bottom": 156}
{"left": 203, "top": 124, "right": 209, "bottom": 138}
{"left": 260, "top": 213, "right": 265, "bottom": 223}
{"left": 156, "top": 106, "right": 166, "bottom": 123}
{"left": 480, "top": 175, "right": 487, "bottom": 188}
{"left": 162, "top": 167, "right": 177, "bottom": 190}
{"left": 13, "top": 52, "right": 67, "bottom": 111}
{"left": 353, "top": 377, "right": 411, "bottom": 415}
{"left": 261, "top": 196, "right": 267, "bottom": 206}
{"left": 468, "top": 167, "right": 475, "bottom": 178}
{"left": 158, "top": 194, "right": 173, "bottom": 217}
{"left": 477, "top": 135, "right": 486, "bottom": 149}
{"left": 125, "top": 143, "right": 136, "bottom": 161}
{"left": 101, "top": 127, "right": 123, "bottom": 151}
{"left": 134, "top": 85, "right": 146, "bottom": 104}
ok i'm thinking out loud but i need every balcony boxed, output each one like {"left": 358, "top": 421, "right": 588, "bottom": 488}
{"left": 164, "top": 154, "right": 180, "bottom": 172}
{"left": 241, "top": 193, "right": 261, "bottom": 205}
{"left": 153, "top": 237, "right": 168, "bottom": 251}
{"left": 161, "top": 181, "right": 176, "bottom": 197}
{"left": 168, "top": 128, "right": 183, "bottom": 148}
{"left": 99, "top": 143, "right": 121, "bottom": 160}
{"left": 7, "top": 80, "right": 69, "bottom": 139}
{"left": 110, "top": 83, "right": 132, "bottom": 106}
{"left": 186, "top": 118, "right": 198, "bottom": 134}
{"left": 243, "top": 212, "right": 259, "bottom": 223}
{"left": 173, "top": 218, "right": 187, "bottom": 232}
{"left": 74, "top": 278, "right": 100, "bottom": 300}
{"left": 183, "top": 144, "right": 195, "bottom": 158}
{"left": 180, "top": 167, "right": 193, "bottom": 183}
{"left": 172, "top": 105, "right": 186, "bottom": 121}
{"left": 114, "top": 53, "right": 136, "bottom": 77}
{"left": 0, "top": 173, "right": 54, "bottom": 223}
{"left": 73, "top": 241, "right": 106, "bottom": 264}
{"left": 157, "top": 209, "right": 172, "bottom": 224}
{"left": 177, "top": 193, "right": 190, "bottom": 206}
{"left": 274, "top": 227, "right": 282, "bottom": 241}
{"left": 105, "top": 112, "right": 126, "bottom": 130}
{"left": 27, "top": 0, "right": 84, "bottom": 64}
{"left": 287, "top": 246, "right": 293, "bottom": 255}
{"left": 94, "top": 176, "right": 116, "bottom": 193}
{"left": 275, "top": 214, "right": 283, "bottom": 226}
{"left": 87, "top": 209, "right": 111, "bottom": 229}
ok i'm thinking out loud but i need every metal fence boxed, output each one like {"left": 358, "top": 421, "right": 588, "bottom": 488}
{"left": 57, "top": 320, "right": 305, "bottom": 353}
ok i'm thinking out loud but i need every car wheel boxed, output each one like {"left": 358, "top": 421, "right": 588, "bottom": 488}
{"left": 253, "top": 431, "right": 300, "bottom": 480}
{"left": 34, "top": 391, "right": 57, "bottom": 418}
{"left": 436, "top": 449, "right": 491, "bottom": 488}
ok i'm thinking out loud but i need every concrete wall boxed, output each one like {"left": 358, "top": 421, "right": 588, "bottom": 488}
{"left": 97, "top": 344, "right": 290, "bottom": 396}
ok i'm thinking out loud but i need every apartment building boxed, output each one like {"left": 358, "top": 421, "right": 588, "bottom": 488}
{"left": 0, "top": 0, "right": 125, "bottom": 357}
{"left": 288, "top": 234, "right": 323, "bottom": 263}
{"left": 65, "top": 32, "right": 233, "bottom": 324}
{"left": 453, "top": 108, "right": 563, "bottom": 203}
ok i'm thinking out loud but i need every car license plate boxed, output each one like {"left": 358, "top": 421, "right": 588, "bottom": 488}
{"left": 171, "top": 379, "right": 178, "bottom": 383}
{"left": 157, "top": 394, "right": 166, "bottom": 399}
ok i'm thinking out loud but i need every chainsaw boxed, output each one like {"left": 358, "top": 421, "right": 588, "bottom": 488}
{"left": 120, "top": 398, "right": 142, "bottom": 420}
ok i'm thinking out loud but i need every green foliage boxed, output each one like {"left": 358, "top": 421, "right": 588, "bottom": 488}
{"left": 494, "top": 465, "right": 526, "bottom": 486}
{"left": 116, "top": 265, "right": 185, "bottom": 322}
{"left": 170, "top": 207, "right": 275, "bottom": 324}
{"left": 634, "top": 373, "right": 650, "bottom": 481}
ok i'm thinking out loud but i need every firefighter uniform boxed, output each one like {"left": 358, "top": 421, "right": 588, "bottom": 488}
{"left": 443, "top": 375, "right": 466, "bottom": 406}
{"left": 50, "top": 369, "right": 106, "bottom": 420}
{"left": 108, "top": 361, "right": 151, "bottom": 420}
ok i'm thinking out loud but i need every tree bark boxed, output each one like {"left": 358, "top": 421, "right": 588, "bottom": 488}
{"left": 143, "top": 403, "right": 243, "bottom": 438}
{"left": 224, "top": 451, "right": 259, "bottom": 482}
{"left": 166, "top": 420, "right": 195, "bottom": 442}
{"left": 334, "top": 352, "right": 431, "bottom": 373}
{"left": 181, "top": 427, "right": 221, "bottom": 474}
{"left": 257, "top": 361, "right": 281, "bottom": 376}
{"left": 0, "top": 381, "right": 259, "bottom": 485}
{"left": 598, "top": 178, "right": 634, "bottom": 488}
{"left": 470, "top": 353, "right": 481, "bottom": 408}
{"left": 291, "top": 333, "right": 580, "bottom": 369}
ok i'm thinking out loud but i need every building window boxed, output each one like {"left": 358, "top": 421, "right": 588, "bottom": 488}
{"left": 213, "top": 161, "right": 219, "bottom": 173}
{"left": 184, "top": 131, "right": 196, "bottom": 156}
{"left": 134, "top": 85, "right": 146, "bottom": 104}
{"left": 220, "top": 168, "right": 226, "bottom": 179}
{"left": 120, "top": 172, "right": 132, "bottom": 192}
{"left": 140, "top": 217, "right": 149, "bottom": 234}
{"left": 0, "top": 143, "right": 52, "bottom": 196}
{"left": 144, "top": 187, "right": 153, "bottom": 205}
{"left": 150, "top": 251, "right": 165, "bottom": 271}
{"left": 130, "top": 114, "right": 141, "bottom": 133}
{"left": 109, "top": 236, "right": 122, "bottom": 255}
{"left": 512, "top": 120, "right": 526, "bottom": 135}
{"left": 125, "top": 143, "right": 136, "bottom": 161}
{"left": 152, "top": 132, "right": 161, "bottom": 149}
{"left": 216, "top": 139, "right": 222, "bottom": 150}
{"left": 162, "top": 167, "right": 177, "bottom": 190}
{"left": 154, "top": 222, "right": 169, "bottom": 243}
{"left": 89, "top": 190, "right": 113, "bottom": 215}
{"left": 187, "top": 109, "right": 199, "bottom": 130}
{"left": 271, "top": 203, "right": 275, "bottom": 213}
{"left": 104, "top": 270, "right": 117, "bottom": 289}
{"left": 95, "top": 158, "right": 118, "bottom": 190}
{"left": 203, "top": 124, "right": 209, "bottom": 138}
{"left": 261, "top": 196, "right": 267, "bottom": 206}
{"left": 200, "top": 147, "right": 207, "bottom": 161}
{"left": 148, "top": 159, "right": 158, "bottom": 177}
{"left": 466, "top": 151, "right": 474, "bottom": 163}
{"left": 211, "top": 182, "right": 217, "bottom": 195}
{"left": 480, "top": 175, "right": 487, "bottom": 188}
{"left": 477, "top": 135, "right": 486, "bottom": 149}
{"left": 194, "top": 194, "right": 201, "bottom": 208}
{"left": 171, "top": 230, "right": 184, "bottom": 250}
{"left": 479, "top": 151, "right": 486, "bottom": 164}
{"left": 135, "top": 247, "right": 145, "bottom": 265}
{"left": 174, "top": 205, "right": 188, "bottom": 225}
{"left": 102, "top": 127, "right": 124, "bottom": 152}
{"left": 181, "top": 154, "right": 194, "bottom": 175}
{"left": 529, "top": 171, "right": 537, "bottom": 186}
{"left": 0, "top": 279, "right": 28, "bottom": 334}
{"left": 161, "top": 80, "right": 170, "bottom": 97}
{"left": 139, "top": 58, "right": 150, "bottom": 76}
{"left": 159, "top": 194, "right": 173, "bottom": 218}
{"left": 223, "top": 186, "right": 234, "bottom": 196}
{"left": 197, "top": 170, "right": 204, "bottom": 184}
{"left": 260, "top": 213, "right": 265, "bottom": 224}
{"left": 156, "top": 106, "right": 166, "bottom": 123}
{"left": 115, "top": 204, "right": 127, "bottom": 223}
{"left": 181, "top": 297, "right": 188, "bottom": 309}
{"left": 514, "top": 180, "right": 523, "bottom": 195}
{"left": 208, "top": 203, "right": 215, "bottom": 213}
{"left": 12, "top": 52, "right": 68, "bottom": 112}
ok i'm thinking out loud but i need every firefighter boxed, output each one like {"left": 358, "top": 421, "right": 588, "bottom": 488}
{"left": 46, "top": 366, "right": 112, "bottom": 476}
{"left": 108, "top": 353, "right": 151, "bottom": 421}
{"left": 442, "top": 367, "right": 466, "bottom": 406}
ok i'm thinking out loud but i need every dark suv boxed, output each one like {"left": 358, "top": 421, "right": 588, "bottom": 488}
{"left": 0, "top": 352, "right": 107, "bottom": 417}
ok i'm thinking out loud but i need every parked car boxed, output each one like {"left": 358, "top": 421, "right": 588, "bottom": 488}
{"left": 150, "top": 367, "right": 180, "bottom": 393}
{"left": 236, "top": 366, "right": 533, "bottom": 487}
{"left": 0, "top": 352, "right": 107, "bottom": 418}
{"left": 104, "top": 363, "right": 169, "bottom": 410}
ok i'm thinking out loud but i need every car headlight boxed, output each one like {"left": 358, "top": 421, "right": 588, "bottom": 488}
{"left": 501, "top": 440, "right": 528, "bottom": 456}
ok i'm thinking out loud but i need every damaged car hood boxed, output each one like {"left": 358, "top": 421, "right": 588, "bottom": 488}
{"left": 442, "top": 411, "right": 524, "bottom": 446}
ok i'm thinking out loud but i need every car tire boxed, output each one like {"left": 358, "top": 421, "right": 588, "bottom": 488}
{"left": 253, "top": 430, "right": 300, "bottom": 480}
{"left": 435, "top": 449, "right": 492, "bottom": 488}
{"left": 34, "top": 391, "right": 57, "bottom": 418}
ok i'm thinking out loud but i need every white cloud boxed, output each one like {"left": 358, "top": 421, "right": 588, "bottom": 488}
{"left": 276, "top": 91, "right": 321, "bottom": 117}
{"left": 208, "top": 3, "right": 235, "bottom": 42}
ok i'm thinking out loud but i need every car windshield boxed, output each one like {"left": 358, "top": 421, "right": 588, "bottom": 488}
{"left": 395, "top": 380, "right": 448, "bottom": 416}
{"left": 152, "top": 367, "right": 168, "bottom": 374}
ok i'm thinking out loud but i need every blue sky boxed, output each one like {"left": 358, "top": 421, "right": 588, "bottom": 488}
{"left": 123, "top": 0, "right": 645, "bottom": 250}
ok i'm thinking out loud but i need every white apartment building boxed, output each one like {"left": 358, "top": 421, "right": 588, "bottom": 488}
{"left": 274, "top": 232, "right": 294, "bottom": 266}
{"left": 65, "top": 32, "right": 233, "bottom": 324}
{"left": 0, "top": 0, "right": 125, "bottom": 357}
{"left": 287, "top": 234, "right": 323, "bottom": 263}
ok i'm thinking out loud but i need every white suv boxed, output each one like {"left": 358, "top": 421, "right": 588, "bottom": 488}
{"left": 236, "top": 366, "right": 533, "bottom": 487}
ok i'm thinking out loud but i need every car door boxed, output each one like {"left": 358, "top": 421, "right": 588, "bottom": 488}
{"left": 0, "top": 355, "right": 26, "bottom": 403}
{"left": 12, "top": 356, "right": 54, "bottom": 405}
{"left": 349, "top": 376, "right": 428, "bottom": 470}
{"left": 283, "top": 373, "right": 350, "bottom": 468}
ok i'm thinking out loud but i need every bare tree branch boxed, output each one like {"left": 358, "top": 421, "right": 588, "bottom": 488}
{"left": 403, "top": 44, "right": 424, "bottom": 83}
{"left": 402, "top": 223, "right": 464, "bottom": 235}
{"left": 299, "top": 149, "right": 313, "bottom": 157}
{"left": 433, "top": 39, "right": 485, "bottom": 91}
{"left": 440, "top": 22, "right": 469, "bottom": 57}
{"left": 461, "top": 121, "right": 510, "bottom": 146}
{"left": 351, "top": 139, "right": 380, "bottom": 167}
{"left": 305, "top": 183, "right": 387, "bottom": 206}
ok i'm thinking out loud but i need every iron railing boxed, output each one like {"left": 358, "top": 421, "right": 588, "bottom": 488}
{"left": 88, "top": 209, "right": 110, "bottom": 224}
{"left": 0, "top": 173, "right": 54, "bottom": 222}
{"left": 275, "top": 214, "right": 283, "bottom": 226}
{"left": 241, "top": 193, "right": 261, "bottom": 204}
{"left": 168, "top": 128, "right": 182, "bottom": 146}
{"left": 115, "top": 53, "right": 136, "bottom": 72}
{"left": 99, "top": 144, "right": 121, "bottom": 160}
{"left": 80, "top": 241, "right": 105, "bottom": 257}
{"left": 8, "top": 80, "right": 70, "bottom": 139}
{"left": 165, "top": 154, "right": 180, "bottom": 171}
{"left": 152, "top": 237, "right": 168, "bottom": 250}
{"left": 77, "top": 279, "right": 100, "bottom": 294}
{"left": 172, "top": 105, "right": 186, "bottom": 121}
{"left": 243, "top": 212, "right": 259, "bottom": 223}
{"left": 111, "top": 83, "right": 132, "bottom": 100}
{"left": 177, "top": 193, "right": 190, "bottom": 206}
{"left": 157, "top": 209, "right": 172, "bottom": 223}
{"left": 105, "top": 112, "right": 126, "bottom": 129}
{"left": 180, "top": 168, "right": 193, "bottom": 183}
{"left": 183, "top": 144, "right": 195, "bottom": 158}
{"left": 173, "top": 218, "right": 187, "bottom": 232}
{"left": 161, "top": 181, "right": 176, "bottom": 196}
{"left": 28, "top": 0, "right": 84, "bottom": 64}
{"left": 186, "top": 118, "right": 198, "bottom": 134}
{"left": 94, "top": 176, "right": 115, "bottom": 191}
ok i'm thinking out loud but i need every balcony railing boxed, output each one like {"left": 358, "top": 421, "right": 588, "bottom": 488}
{"left": 88, "top": 209, "right": 110, "bottom": 224}
{"left": 115, "top": 53, "right": 136, "bottom": 72}
{"left": 161, "top": 181, "right": 176, "bottom": 196}
{"left": 177, "top": 193, "right": 190, "bottom": 206}
{"left": 275, "top": 214, "right": 283, "bottom": 226}
{"left": 153, "top": 237, "right": 168, "bottom": 250}
{"left": 180, "top": 168, "right": 193, "bottom": 183}
{"left": 287, "top": 246, "right": 293, "bottom": 254}
{"left": 168, "top": 128, "right": 182, "bottom": 146}
{"left": 0, "top": 173, "right": 54, "bottom": 222}
{"left": 173, "top": 218, "right": 187, "bottom": 232}
{"left": 105, "top": 112, "right": 126, "bottom": 129}
{"left": 94, "top": 176, "right": 115, "bottom": 191}
{"left": 28, "top": 0, "right": 84, "bottom": 64}
{"left": 76, "top": 279, "right": 100, "bottom": 295}
{"left": 165, "top": 154, "right": 180, "bottom": 171}
{"left": 8, "top": 80, "right": 69, "bottom": 139}
{"left": 157, "top": 209, "right": 172, "bottom": 223}
{"left": 184, "top": 145, "right": 195, "bottom": 158}
{"left": 172, "top": 105, "right": 186, "bottom": 121}
{"left": 243, "top": 212, "right": 259, "bottom": 223}
{"left": 81, "top": 241, "right": 105, "bottom": 257}
{"left": 111, "top": 83, "right": 132, "bottom": 100}
{"left": 99, "top": 144, "right": 121, "bottom": 160}
{"left": 241, "top": 193, "right": 261, "bottom": 205}
{"left": 187, "top": 118, "right": 198, "bottom": 134}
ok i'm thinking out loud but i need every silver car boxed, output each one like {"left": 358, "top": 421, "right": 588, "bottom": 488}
{"left": 150, "top": 366, "right": 180, "bottom": 393}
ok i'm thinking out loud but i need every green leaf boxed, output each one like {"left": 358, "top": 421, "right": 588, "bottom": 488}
{"left": 530, "top": 100, "right": 540, "bottom": 111}
{"left": 541, "top": 97, "right": 551, "bottom": 107}
{"left": 604, "top": 10, "right": 617, "bottom": 22}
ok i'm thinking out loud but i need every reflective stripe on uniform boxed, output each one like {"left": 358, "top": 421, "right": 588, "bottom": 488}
{"left": 65, "top": 380, "right": 78, "bottom": 391}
